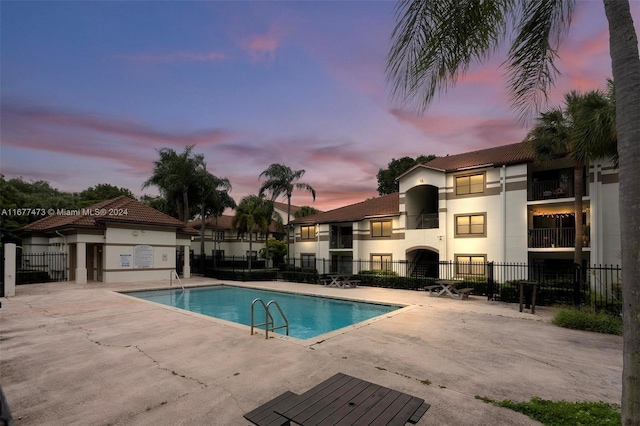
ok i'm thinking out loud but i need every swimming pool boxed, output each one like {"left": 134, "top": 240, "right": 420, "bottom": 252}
{"left": 125, "top": 285, "right": 401, "bottom": 340}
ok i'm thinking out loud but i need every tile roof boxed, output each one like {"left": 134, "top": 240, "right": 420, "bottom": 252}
{"left": 189, "top": 215, "right": 283, "bottom": 234}
{"left": 410, "top": 141, "right": 535, "bottom": 174}
{"left": 292, "top": 142, "right": 534, "bottom": 225}
{"left": 272, "top": 201, "right": 301, "bottom": 215}
{"left": 21, "top": 196, "right": 198, "bottom": 234}
{"left": 190, "top": 215, "right": 234, "bottom": 230}
{"left": 291, "top": 193, "right": 399, "bottom": 225}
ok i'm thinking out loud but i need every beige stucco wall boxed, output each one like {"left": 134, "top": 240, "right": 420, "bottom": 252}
{"left": 22, "top": 236, "right": 50, "bottom": 253}
{"left": 102, "top": 226, "right": 178, "bottom": 283}
{"left": 597, "top": 170, "right": 621, "bottom": 266}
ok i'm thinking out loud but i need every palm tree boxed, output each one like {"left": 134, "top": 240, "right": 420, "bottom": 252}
{"left": 294, "top": 206, "right": 320, "bottom": 219}
{"left": 257, "top": 196, "right": 284, "bottom": 259}
{"left": 572, "top": 80, "right": 618, "bottom": 168}
{"left": 142, "top": 145, "right": 205, "bottom": 222}
{"left": 527, "top": 95, "right": 581, "bottom": 265}
{"left": 259, "top": 163, "right": 316, "bottom": 259}
{"left": 386, "top": 1, "right": 639, "bottom": 421}
{"left": 195, "top": 167, "right": 235, "bottom": 273}
{"left": 231, "top": 195, "right": 269, "bottom": 272}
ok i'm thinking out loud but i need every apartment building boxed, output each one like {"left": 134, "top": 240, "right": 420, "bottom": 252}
{"left": 189, "top": 201, "right": 299, "bottom": 258}
{"left": 290, "top": 142, "right": 620, "bottom": 274}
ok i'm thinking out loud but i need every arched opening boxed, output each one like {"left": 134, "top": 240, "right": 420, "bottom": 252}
{"left": 406, "top": 248, "right": 439, "bottom": 278}
{"left": 405, "top": 185, "right": 439, "bottom": 230}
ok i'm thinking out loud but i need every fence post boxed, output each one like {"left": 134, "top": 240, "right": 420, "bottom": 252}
{"left": 487, "top": 261, "right": 494, "bottom": 301}
{"left": 573, "top": 263, "right": 581, "bottom": 306}
{"left": 3, "top": 243, "right": 16, "bottom": 297}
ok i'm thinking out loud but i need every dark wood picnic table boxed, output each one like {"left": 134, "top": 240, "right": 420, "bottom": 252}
{"left": 274, "top": 372, "right": 429, "bottom": 425}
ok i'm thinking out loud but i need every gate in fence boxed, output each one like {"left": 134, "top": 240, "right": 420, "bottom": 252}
{"left": 17, "top": 252, "right": 68, "bottom": 283}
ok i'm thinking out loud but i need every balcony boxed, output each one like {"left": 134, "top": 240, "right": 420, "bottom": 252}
{"left": 330, "top": 236, "right": 352, "bottom": 249}
{"left": 529, "top": 228, "right": 589, "bottom": 248}
{"left": 413, "top": 213, "right": 439, "bottom": 229}
{"left": 530, "top": 179, "right": 574, "bottom": 201}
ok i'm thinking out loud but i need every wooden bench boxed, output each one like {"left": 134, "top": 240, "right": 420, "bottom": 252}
{"left": 455, "top": 288, "right": 474, "bottom": 300}
{"left": 243, "top": 391, "right": 298, "bottom": 426}
{"left": 344, "top": 280, "right": 360, "bottom": 288}
{"left": 408, "top": 401, "right": 431, "bottom": 424}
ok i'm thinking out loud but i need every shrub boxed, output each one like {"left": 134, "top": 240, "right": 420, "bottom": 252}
{"left": 552, "top": 308, "right": 622, "bottom": 335}
{"left": 475, "top": 395, "right": 620, "bottom": 426}
{"left": 282, "top": 267, "right": 319, "bottom": 284}
{"left": 17, "top": 270, "right": 50, "bottom": 284}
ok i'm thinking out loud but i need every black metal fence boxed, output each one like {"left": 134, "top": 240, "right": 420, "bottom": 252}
{"left": 193, "top": 255, "right": 622, "bottom": 313}
{"left": 17, "top": 252, "right": 68, "bottom": 283}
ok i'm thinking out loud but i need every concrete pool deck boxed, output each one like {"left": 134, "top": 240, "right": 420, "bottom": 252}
{"left": 0, "top": 278, "right": 622, "bottom": 425}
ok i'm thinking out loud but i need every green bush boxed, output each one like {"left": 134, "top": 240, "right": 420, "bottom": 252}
{"left": 282, "top": 267, "right": 319, "bottom": 284}
{"left": 475, "top": 395, "right": 620, "bottom": 426}
{"left": 552, "top": 308, "right": 622, "bottom": 335}
{"left": 355, "top": 270, "right": 401, "bottom": 288}
{"left": 17, "top": 270, "right": 50, "bottom": 284}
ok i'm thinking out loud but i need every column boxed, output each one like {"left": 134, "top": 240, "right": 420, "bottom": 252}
{"left": 75, "top": 242, "right": 87, "bottom": 284}
{"left": 3, "top": 243, "right": 16, "bottom": 297}
{"left": 182, "top": 245, "right": 190, "bottom": 279}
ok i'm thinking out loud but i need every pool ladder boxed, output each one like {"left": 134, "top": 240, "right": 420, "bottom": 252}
{"left": 250, "top": 298, "right": 289, "bottom": 340}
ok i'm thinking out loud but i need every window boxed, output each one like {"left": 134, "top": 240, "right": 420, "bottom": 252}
{"left": 371, "top": 254, "right": 392, "bottom": 271}
{"left": 215, "top": 231, "right": 225, "bottom": 241}
{"left": 300, "top": 225, "right": 316, "bottom": 240}
{"left": 455, "top": 214, "right": 486, "bottom": 237}
{"left": 456, "top": 173, "right": 484, "bottom": 195}
{"left": 371, "top": 220, "right": 392, "bottom": 237}
{"left": 301, "top": 254, "right": 316, "bottom": 268}
{"left": 455, "top": 255, "right": 486, "bottom": 276}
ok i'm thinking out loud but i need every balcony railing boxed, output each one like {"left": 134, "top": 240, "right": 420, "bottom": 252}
{"left": 528, "top": 228, "right": 585, "bottom": 248}
{"left": 413, "top": 213, "right": 439, "bottom": 229}
{"left": 530, "top": 179, "right": 574, "bottom": 201}
{"left": 330, "top": 236, "right": 353, "bottom": 249}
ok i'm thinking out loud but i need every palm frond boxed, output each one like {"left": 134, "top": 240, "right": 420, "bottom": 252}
{"left": 525, "top": 106, "right": 570, "bottom": 161}
{"left": 571, "top": 87, "right": 618, "bottom": 167}
{"left": 387, "top": 0, "right": 514, "bottom": 111}
{"left": 507, "top": 0, "right": 574, "bottom": 121}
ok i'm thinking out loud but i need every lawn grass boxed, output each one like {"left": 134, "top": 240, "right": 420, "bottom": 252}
{"left": 475, "top": 396, "right": 620, "bottom": 425}
{"left": 552, "top": 308, "right": 622, "bottom": 335}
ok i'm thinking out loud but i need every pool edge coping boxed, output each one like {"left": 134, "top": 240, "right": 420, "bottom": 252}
{"left": 114, "top": 282, "right": 417, "bottom": 346}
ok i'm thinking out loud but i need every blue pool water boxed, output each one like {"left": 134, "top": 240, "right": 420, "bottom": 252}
{"left": 125, "top": 285, "right": 401, "bottom": 340}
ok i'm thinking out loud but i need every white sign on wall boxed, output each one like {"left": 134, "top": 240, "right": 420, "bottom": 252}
{"left": 134, "top": 245, "right": 154, "bottom": 268}
{"left": 120, "top": 254, "right": 131, "bottom": 268}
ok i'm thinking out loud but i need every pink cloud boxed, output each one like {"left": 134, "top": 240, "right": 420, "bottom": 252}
{"left": 240, "top": 24, "right": 287, "bottom": 62}
{"left": 390, "top": 108, "right": 526, "bottom": 153}
{"left": 117, "top": 51, "right": 226, "bottom": 63}
{"left": 0, "top": 101, "right": 236, "bottom": 173}
{"left": 552, "top": 29, "right": 611, "bottom": 93}
{"left": 0, "top": 165, "right": 77, "bottom": 182}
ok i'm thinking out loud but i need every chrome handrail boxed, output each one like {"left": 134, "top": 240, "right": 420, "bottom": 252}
{"left": 266, "top": 300, "right": 289, "bottom": 337}
{"left": 250, "top": 298, "right": 289, "bottom": 339}
{"left": 170, "top": 270, "right": 185, "bottom": 290}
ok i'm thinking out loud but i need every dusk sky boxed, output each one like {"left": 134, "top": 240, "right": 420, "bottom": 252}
{"left": 2, "top": 1, "right": 638, "bottom": 212}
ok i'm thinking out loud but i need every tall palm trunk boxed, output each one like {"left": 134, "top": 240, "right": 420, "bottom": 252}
{"left": 286, "top": 195, "right": 292, "bottom": 262}
{"left": 182, "top": 189, "right": 189, "bottom": 223}
{"left": 200, "top": 203, "right": 206, "bottom": 274}
{"left": 604, "top": 1, "right": 640, "bottom": 423}
{"left": 248, "top": 232, "right": 252, "bottom": 272}
{"left": 573, "top": 164, "right": 584, "bottom": 267}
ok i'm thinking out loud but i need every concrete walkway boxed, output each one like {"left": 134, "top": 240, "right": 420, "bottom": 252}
{"left": 0, "top": 278, "right": 622, "bottom": 425}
